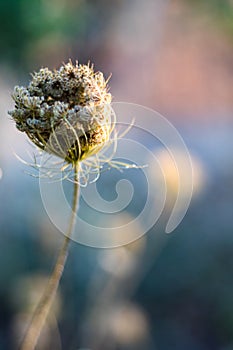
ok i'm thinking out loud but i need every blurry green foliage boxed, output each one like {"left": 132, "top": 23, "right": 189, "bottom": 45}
{"left": 187, "top": 0, "right": 233, "bottom": 37}
{"left": 0, "top": 0, "right": 82, "bottom": 69}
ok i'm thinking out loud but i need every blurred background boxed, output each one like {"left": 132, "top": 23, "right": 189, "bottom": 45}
{"left": 0, "top": 0, "right": 233, "bottom": 349}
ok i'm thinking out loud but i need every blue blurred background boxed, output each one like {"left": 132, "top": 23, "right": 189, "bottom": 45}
{"left": 0, "top": 0, "right": 233, "bottom": 349}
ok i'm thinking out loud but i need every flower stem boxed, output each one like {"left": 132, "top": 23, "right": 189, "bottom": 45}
{"left": 20, "top": 163, "right": 80, "bottom": 350}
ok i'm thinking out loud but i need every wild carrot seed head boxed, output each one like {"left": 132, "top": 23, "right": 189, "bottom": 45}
{"left": 9, "top": 61, "right": 112, "bottom": 164}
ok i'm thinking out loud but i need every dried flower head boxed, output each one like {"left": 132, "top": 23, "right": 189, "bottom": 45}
{"left": 9, "top": 61, "right": 142, "bottom": 186}
{"left": 9, "top": 61, "right": 112, "bottom": 165}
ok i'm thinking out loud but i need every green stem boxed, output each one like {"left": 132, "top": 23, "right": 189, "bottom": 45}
{"left": 20, "top": 163, "right": 80, "bottom": 350}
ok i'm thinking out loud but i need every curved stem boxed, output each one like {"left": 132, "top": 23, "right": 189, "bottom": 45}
{"left": 20, "top": 163, "right": 80, "bottom": 350}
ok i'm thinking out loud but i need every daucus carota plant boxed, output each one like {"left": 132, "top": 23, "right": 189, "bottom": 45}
{"left": 9, "top": 61, "right": 113, "bottom": 350}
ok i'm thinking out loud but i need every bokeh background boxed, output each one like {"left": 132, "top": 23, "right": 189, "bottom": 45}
{"left": 0, "top": 0, "right": 233, "bottom": 349}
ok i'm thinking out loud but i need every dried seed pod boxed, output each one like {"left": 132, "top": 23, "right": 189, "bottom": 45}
{"left": 9, "top": 61, "right": 112, "bottom": 164}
